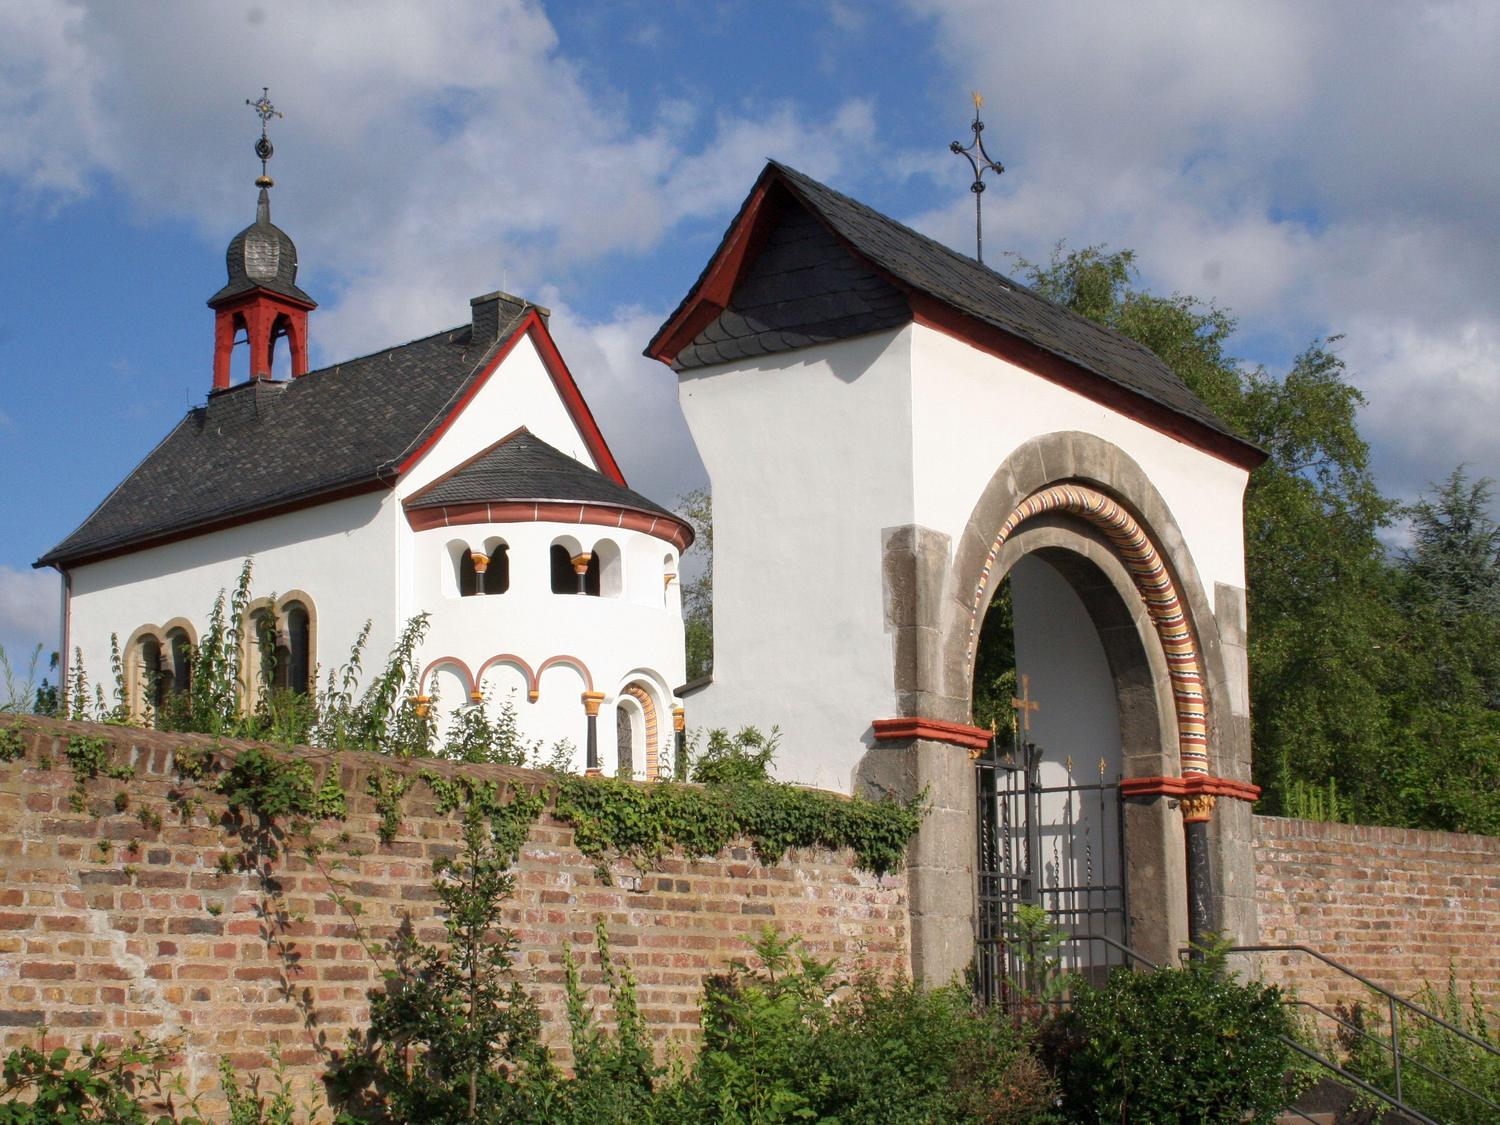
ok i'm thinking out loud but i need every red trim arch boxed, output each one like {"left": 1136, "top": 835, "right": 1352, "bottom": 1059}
{"left": 474, "top": 653, "right": 537, "bottom": 697}
{"left": 968, "top": 483, "right": 1210, "bottom": 776}
{"left": 418, "top": 656, "right": 476, "bottom": 698}
{"left": 535, "top": 654, "right": 594, "bottom": 696}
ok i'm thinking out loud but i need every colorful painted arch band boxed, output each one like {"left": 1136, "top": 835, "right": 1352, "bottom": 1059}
{"left": 968, "top": 482, "right": 1210, "bottom": 776}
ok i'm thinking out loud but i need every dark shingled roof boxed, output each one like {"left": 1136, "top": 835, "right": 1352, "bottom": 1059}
{"left": 405, "top": 429, "right": 674, "bottom": 517}
{"left": 38, "top": 318, "right": 526, "bottom": 568}
{"left": 209, "top": 188, "right": 315, "bottom": 307}
{"left": 656, "top": 161, "right": 1242, "bottom": 445}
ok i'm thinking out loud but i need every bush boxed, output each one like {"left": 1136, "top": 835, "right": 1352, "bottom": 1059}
{"left": 1045, "top": 952, "right": 1294, "bottom": 1124}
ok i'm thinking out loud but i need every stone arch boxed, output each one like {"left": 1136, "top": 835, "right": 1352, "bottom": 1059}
{"left": 475, "top": 653, "right": 537, "bottom": 699}
{"left": 970, "top": 483, "right": 1208, "bottom": 776}
{"left": 535, "top": 654, "right": 594, "bottom": 697}
{"left": 619, "top": 679, "right": 662, "bottom": 779}
{"left": 418, "top": 656, "right": 476, "bottom": 699}
{"left": 941, "top": 431, "right": 1245, "bottom": 788}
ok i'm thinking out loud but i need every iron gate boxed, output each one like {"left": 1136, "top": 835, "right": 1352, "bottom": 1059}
{"left": 974, "top": 736, "right": 1129, "bottom": 1007}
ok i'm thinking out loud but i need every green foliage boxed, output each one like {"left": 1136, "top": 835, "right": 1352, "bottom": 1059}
{"left": 0, "top": 1034, "right": 205, "bottom": 1124}
{"left": 660, "top": 926, "right": 1060, "bottom": 1125}
{"left": 1340, "top": 973, "right": 1500, "bottom": 1124}
{"left": 0, "top": 725, "right": 23, "bottom": 763}
{"left": 1280, "top": 776, "right": 1352, "bottom": 823}
{"left": 554, "top": 727, "right": 924, "bottom": 877}
{"left": 0, "top": 644, "right": 56, "bottom": 716}
{"left": 331, "top": 800, "right": 554, "bottom": 1124}
{"left": 219, "top": 1043, "right": 329, "bottom": 1125}
{"left": 557, "top": 924, "right": 661, "bottom": 1123}
{"left": 367, "top": 766, "right": 414, "bottom": 846}
{"left": 1044, "top": 952, "right": 1294, "bottom": 1124}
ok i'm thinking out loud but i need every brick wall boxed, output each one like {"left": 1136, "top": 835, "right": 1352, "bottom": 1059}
{"left": 1254, "top": 815, "right": 1500, "bottom": 1012}
{"left": 0, "top": 717, "right": 909, "bottom": 1109}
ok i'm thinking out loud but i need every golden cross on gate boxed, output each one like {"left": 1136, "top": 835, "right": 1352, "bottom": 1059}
{"left": 1011, "top": 673, "right": 1040, "bottom": 734}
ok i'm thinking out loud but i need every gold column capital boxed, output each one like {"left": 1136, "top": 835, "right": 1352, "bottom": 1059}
{"left": 570, "top": 552, "right": 593, "bottom": 575}
{"left": 581, "top": 691, "right": 606, "bottom": 717}
{"left": 672, "top": 707, "right": 686, "bottom": 732}
{"left": 1180, "top": 793, "right": 1217, "bottom": 823}
{"left": 470, "top": 550, "right": 490, "bottom": 574}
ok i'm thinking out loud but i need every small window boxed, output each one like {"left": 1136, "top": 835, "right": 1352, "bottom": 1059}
{"left": 139, "top": 635, "right": 166, "bottom": 713}
{"left": 166, "top": 628, "right": 192, "bottom": 699}
{"left": 280, "top": 602, "right": 311, "bottom": 695}
{"left": 583, "top": 553, "right": 600, "bottom": 597}
{"left": 593, "top": 539, "right": 622, "bottom": 598}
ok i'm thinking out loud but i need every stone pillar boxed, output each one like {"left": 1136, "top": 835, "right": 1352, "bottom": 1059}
{"left": 571, "top": 553, "right": 592, "bottom": 594}
{"left": 470, "top": 550, "right": 490, "bottom": 595}
{"left": 673, "top": 707, "right": 687, "bottom": 779}
{"left": 582, "top": 692, "right": 605, "bottom": 776}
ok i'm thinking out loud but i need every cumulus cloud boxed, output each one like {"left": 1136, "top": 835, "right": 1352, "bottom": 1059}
{"left": 906, "top": 0, "right": 1500, "bottom": 505}
{"left": 0, "top": 566, "right": 60, "bottom": 671}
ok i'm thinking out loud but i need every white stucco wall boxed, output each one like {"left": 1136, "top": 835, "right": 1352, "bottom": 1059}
{"left": 909, "top": 324, "right": 1250, "bottom": 596}
{"left": 407, "top": 518, "right": 684, "bottom": 777}
{"left": 675, "top": 328, "right": 916, "bottom": 792}
{"left": 66, "top": 491, "right": 399, "bottom": 705}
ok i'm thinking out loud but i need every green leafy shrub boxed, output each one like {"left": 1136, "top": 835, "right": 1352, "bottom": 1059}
{"left": 1340, "top": 973, "right": 1500, "bottom": 1124}
{"left": 0, "top": 1035, "right": 206, "bottom": 1124}
{"left": 1044, "top": 952, "right": 1294, "bottom": 1124}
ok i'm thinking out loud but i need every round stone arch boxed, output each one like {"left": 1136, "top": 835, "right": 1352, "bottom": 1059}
{"left": 885, "top": 431, "right": 1257, "bottom": 969}
{"left": 942, "top": 431, "right": 1246, "bottom": 790}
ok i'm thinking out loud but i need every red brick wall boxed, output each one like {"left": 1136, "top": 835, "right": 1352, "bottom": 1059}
{"left": 1253, "top": 815, "right": 1500, "bottom": 1012}
{"left": 0, "top": 718, "right": 909, "bottom": 1109}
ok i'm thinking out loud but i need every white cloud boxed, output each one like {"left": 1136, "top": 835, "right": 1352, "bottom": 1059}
{"left": 0, "top": 566, "right": 60, "bottom": 668}
{"left": 906, "top": 0, "right": 1500, "bottom": 505}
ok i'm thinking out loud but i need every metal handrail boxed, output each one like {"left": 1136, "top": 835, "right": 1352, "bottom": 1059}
{"left": 1220, "top": 943, "right": 1500, "bottom": 1120}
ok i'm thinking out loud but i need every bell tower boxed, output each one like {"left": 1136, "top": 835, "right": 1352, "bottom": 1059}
{"left": 207, "top": 89, "right": 316, "bottom": 390}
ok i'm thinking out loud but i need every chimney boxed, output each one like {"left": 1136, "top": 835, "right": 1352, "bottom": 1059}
{"left": 470, "top": 290, "right": 551, "bottom": 348}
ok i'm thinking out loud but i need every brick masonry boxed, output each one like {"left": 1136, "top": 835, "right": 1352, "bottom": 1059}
{"left": 0, "top": 717, "right": 909, "bottom": 1108}
{"left": 1254, "top": 815, "right": 1500, "bottom": 1011}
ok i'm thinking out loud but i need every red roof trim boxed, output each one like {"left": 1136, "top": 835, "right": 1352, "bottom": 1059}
{"left": 397, "top": 312, "right": 627, "bottom": 486}
{"left": 646, "top": 172, "right": 779, "bottom": 365}
{"left": 405, "top": 500, "right": 693, "bottom": 551}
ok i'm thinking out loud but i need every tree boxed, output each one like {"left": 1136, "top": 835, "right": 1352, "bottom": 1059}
{"left": 1402, "top": 467, "right": 1500, "bottom": 621}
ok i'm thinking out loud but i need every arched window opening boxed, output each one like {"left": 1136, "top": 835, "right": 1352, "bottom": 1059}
{"left": 247, "top": 607, "right": 278, "bottom": 702}
{"left": 583, "top": 552, "right": 600, "bottom": 597}
{"left": 616, "top": 701, "right": 638, "bottom": 777}
{"left": 551, "top": 544, "right": 577, "bottom": 593}
{"left": 166, "top": 629, "right": 192, "bottom": 700}
{"left": 138, "top": 635, "right": 166, "bottom": 714}
{"left": 229, "top": 313, "right": 251, "bottom": 385}
{"left": 279, "top": 602, "right": 311, "bottom": 695}
{"left": 482, "top": 540, "right": 510, "bottom": 595}
{"left": 458, "top": 550, "right": 480, "bottom": 597}
{"left": 663, "top": 552, "right": 678, "bottom": 609}
{"left": 270, "top": 314, "right": 293, "bottom": 381}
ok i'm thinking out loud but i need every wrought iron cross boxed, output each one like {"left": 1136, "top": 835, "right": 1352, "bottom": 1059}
{"left": 246, "top": 87, "right": 283, "bottom": 184}
{"left": 1011, "top": 672, "right": 1039, "bottom": 735}
{"left": 950, "top": 91, "right": 1005, "bottom": 264}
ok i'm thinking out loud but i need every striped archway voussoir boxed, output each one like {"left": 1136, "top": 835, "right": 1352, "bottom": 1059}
{"left": 967, "top": 482, "right": 1209, "bottom": 776}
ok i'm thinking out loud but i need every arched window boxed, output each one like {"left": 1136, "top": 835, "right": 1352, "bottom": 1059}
{"left": 139, "top": 635, "right": 166, "bottom": 713}
{"left": 166, "top": 628, "right": 192, "bottom": 701}
{"left": 279, "top": 601, "right": 311, "bottom": 695}
{"left": 616, "top": 700, "right": 637, "bottom": 776}
{"left": 482, "top": 539, "right": 509, "bottom": 595}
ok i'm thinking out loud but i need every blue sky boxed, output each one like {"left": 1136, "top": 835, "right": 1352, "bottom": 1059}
{"left": 3, "top": 1, "right": 1499, "bottom": 670}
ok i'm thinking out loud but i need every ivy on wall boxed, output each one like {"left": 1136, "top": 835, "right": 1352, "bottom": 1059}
{"left": 0, "top": 718, "right": 926, "bottom": 880}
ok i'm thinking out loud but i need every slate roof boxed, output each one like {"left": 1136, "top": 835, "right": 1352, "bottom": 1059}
{"left": 672, "top": 204, "right": 909, "bottom": 369}
{"left": 209, "top": 188, "right": 314, "bottom": 307}
{"left": 38, "top": 319, "right": 525, "bottom": 568}
{"left": 655, "top": 161, "right": 1244, "bottom": 446}
{"left": 406, "top": 429, "right": 674, "bottom": 518}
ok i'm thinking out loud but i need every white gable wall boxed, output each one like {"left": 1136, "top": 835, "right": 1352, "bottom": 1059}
{"left": 909, "top": 324, "right": 1250, "bottom": 597}
{"left": 396, "top": 330, "right": 595, "bottom": 500}
{"left": 676, "top": 328, "right": 916, "bottom": 791}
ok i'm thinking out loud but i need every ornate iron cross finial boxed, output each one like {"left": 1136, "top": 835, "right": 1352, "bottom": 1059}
{"left": 1011, "top": 673, "right": 1040, "bottom": 735}
{"left": 246, "top": 87, "right": 283, "bottom": 187}
{"left": 950, "top": 90, "right": 1005, "bottom": 264}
